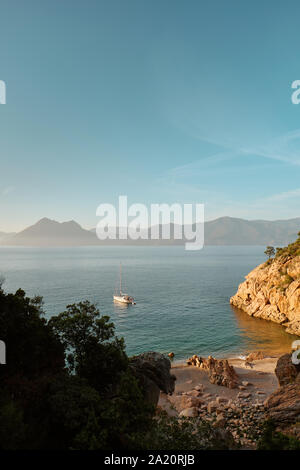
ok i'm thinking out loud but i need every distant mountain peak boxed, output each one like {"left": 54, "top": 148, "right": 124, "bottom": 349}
{"left": 36, "top": 217, "right": 58, "bottom": 225}
{"left": 2, "top": 217, "right": 95, "bottom": 245}
{"left": 61, "top": 220, "right": 82, "bottom": 227}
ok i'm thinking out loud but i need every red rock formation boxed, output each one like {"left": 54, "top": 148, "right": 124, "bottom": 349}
{"left": 186, "top": 355, "right": 239, "bottom": 389}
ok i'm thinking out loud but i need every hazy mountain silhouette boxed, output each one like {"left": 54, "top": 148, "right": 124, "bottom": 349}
{"left": 1, "top": 218, "right": 95, "bottom": 246}
{"left": 1, "top": 216, "right": 300, "bottom": 246}
{"left": 204, "top": 216, "right": 300, "bottom": 245}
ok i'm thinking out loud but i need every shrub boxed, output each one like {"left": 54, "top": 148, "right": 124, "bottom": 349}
{"left": 257, "top": 421, "right": 300, "bottom": 450}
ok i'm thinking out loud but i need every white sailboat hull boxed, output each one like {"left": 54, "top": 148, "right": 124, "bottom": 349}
{"left": 113, "top": 295, "right": 135, "bottom": 304}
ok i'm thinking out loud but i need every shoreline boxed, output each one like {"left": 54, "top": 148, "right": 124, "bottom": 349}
{"left": 171, "top": 354, "right": 279, "bottom": 377}
{"left": 159, "top": 353, "right": 280, "bottom": 448}
{"left": 170, "top": 350, "right": 282, "bottom": 368}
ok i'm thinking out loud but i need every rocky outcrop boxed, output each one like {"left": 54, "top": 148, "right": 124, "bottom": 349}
{"left": 275, "top": 353, "right": 300, "bottom": 386}
{"left": 265, "top": 384, "right": 300, "bottom": 427}
{"left": 246, "top": 351, "right": 265, "bottom": 362}
{"left": 265, "top": 354, "right": 300, "bottom": 439}
{"left": 186, "top": 355, "right": 239, "bottom": 389}
{"left": 130, "top": 352, "right": 176, "bottom": 406}
{"left": 230, "top": 255, "right": 300, "bottom": 336}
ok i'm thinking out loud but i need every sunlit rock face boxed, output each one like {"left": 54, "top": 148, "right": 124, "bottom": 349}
{"left": 230, "top": 255, "right": 300, "bottom": 336}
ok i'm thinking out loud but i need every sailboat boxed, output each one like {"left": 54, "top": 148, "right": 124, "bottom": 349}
{"left": 113, "top": 263, "right": 136, "bottom": 305}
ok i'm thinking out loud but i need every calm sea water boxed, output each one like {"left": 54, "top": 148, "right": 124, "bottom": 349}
{"left": 0, "top": 245, "right": 296, "bottom": 360}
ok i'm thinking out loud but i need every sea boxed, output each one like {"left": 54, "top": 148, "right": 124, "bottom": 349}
{"left": 0, "top": 245, "right": 296, "bottom": 360}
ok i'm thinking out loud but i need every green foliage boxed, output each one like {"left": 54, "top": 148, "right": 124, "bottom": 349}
{"left": 276, "top": 273, "right": 294, "bottom": 292}
{"left": 44, "top": 375, "right": 106, "bottom": 449}
{"left": 275, "top": 232, "right": 300, "bottom": 259}
{"left": 264, "top": 246, "right": 275, "bottom": 259}
{"left": 49, "top": 301, "right": 128, "bottom": 393}
{"left": 135, "top": 412, "right": 235, "bottom": 450}
{"left": 257, "top": 420, "right": 300, "bottom": 450}
{"left": 264, "top": 258, "right": 273, "bottom": 266}
{"left": 283, "top": 274, "right": 294, "bottom": 285}
{"left": 0, "top": 287, "right": 65, "bottom": 391}
{"left": 0, "top": 394, "right": 27, "bottom": 449}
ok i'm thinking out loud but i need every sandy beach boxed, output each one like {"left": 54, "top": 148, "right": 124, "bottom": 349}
{"left": 160, "top": 356, "right": 278, "bottom": 413}
{"left": 158, "top": 354, "right": 280, "bottom": 447}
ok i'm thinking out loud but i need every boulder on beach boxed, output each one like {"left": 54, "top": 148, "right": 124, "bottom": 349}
{"left": 130, "top": 351, "right": 176, "bottom": 406}
{"left": 246, "top": 351, "right": 265, "bottom": 362}
{"left": 179, "top": 407, "right": 198, "bottom": 418}
{"left": 186, "top": 355, "right": 239, "bottom": 389}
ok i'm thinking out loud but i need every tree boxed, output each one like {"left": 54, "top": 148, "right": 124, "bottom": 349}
{"left": 264, "top": 246, "right": 275, "bottom": 259}
{"left": 0, "top": 288, "right": 65, "bottom": 449}
{"left": 49, "top": 301, "right": 128, "bottom": 393}
{"left": 48, "top": 301, "right": 153, "bottom": 449}
{"left": 0, "top": 288, "right": 65, "bottom": 386}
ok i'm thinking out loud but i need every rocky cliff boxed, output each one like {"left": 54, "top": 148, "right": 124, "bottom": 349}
{"left": 265, "top": 353, "right": 300, "bottom": 440}
{"left": 230, "top": 245, "right": 300, "bottom": 336}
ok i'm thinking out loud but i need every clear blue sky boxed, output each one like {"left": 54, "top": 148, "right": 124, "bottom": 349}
{"left": 1, "top": 0, "right": 300, "bottom": 231}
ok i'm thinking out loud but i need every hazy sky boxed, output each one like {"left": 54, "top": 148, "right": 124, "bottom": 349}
{"left": 1, "top": 0, "right": 300, "bottom": 231}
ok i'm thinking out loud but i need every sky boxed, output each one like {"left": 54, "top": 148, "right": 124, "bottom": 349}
{"left": 1, "top": 0, "right": 300, "bottom": 231}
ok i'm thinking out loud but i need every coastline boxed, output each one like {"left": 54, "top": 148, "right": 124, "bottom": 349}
{"left": 170, "top": 350, "right": 282, "bottom": 368}
{"left": 159, "top": 353, "right": 280, "bottom": 448}
{"left": 170, "top": 354, "right": 279, "bottom": 396}
{"left": 166, "top": 354, "right": 280, "bottom": 408}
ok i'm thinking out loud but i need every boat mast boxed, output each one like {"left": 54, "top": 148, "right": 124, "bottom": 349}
{"left": 120, "top": 262, "right": 122, "bottom": 294}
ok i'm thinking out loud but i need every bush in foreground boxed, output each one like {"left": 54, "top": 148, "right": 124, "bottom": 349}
{"left": 257, "top": 421, "right": 300, "bottom": 451}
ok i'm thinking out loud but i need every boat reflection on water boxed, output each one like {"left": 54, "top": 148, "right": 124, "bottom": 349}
{"left": 114, "top": 301, "right": 131, "bottom": 313}
{"left": 113, "top": 298, "right": 135, "bottom": 324}
{"left": 231, "top": 305, "right": 299, "bottom": 356}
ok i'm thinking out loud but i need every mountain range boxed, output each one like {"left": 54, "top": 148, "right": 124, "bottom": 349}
{"left": 1, "top": 216, "right": 300, "bottom": 247}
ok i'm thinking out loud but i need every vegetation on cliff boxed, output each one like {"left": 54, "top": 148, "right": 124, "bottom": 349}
{"left": 275, "top": 232, "right": 300, "bottom": 259}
